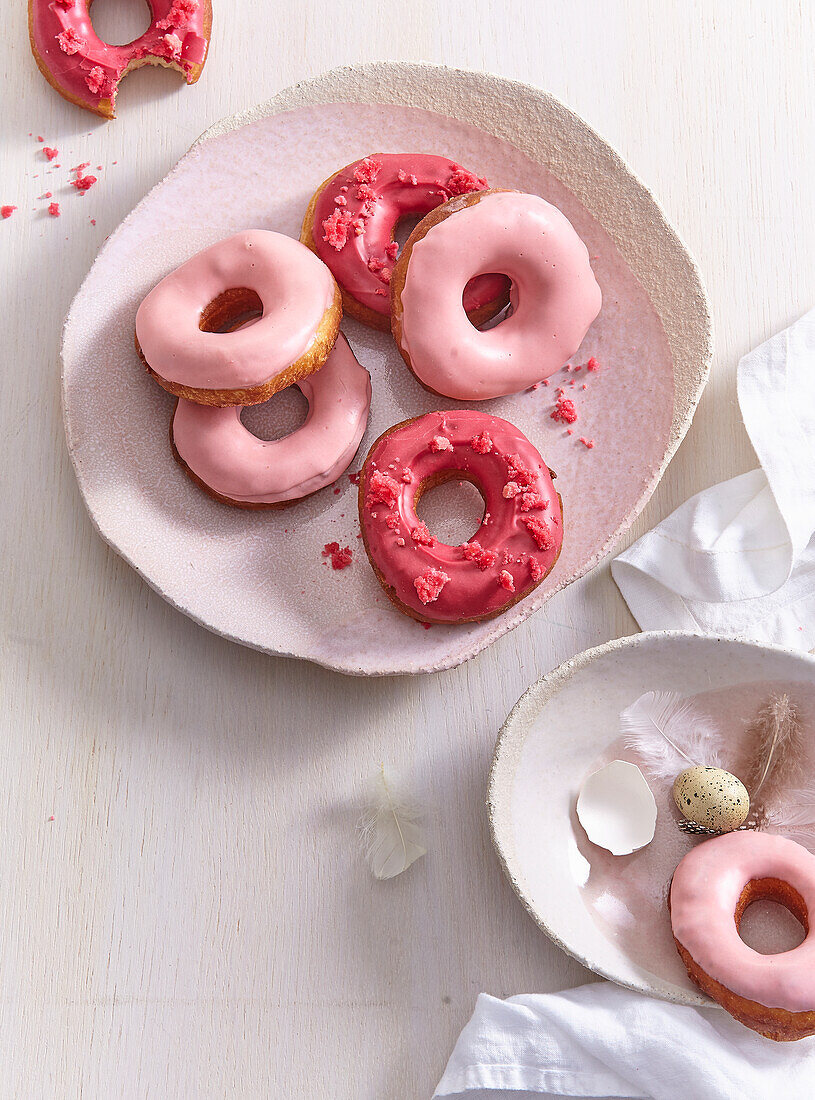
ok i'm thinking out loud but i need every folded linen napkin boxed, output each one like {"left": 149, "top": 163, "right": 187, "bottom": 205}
{"left": 611, "top": 309, "right": 815, "bottom": 648}
{"left": 433, "top": 982, "right": 815, "bottom": 1099}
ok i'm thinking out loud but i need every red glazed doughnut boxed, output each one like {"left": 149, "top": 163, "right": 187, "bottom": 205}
{"left": 301, "top": 153, "right": 509, "bottom": 330}
{"left": 28, "top": 0, "right": 212, "bottom": 120}
{"left": 358, "top": 411, "right": 563, "bottom": 624}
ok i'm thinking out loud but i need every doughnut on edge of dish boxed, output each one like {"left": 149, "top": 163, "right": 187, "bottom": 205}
{"left": 357, "top": 413, "right": 563, "bottom": 626}
{"left": 301, "top": 162, "right": 509, "bottom": 332}
{"left": 27, "top": 0, "right": 213, "bottom": 121}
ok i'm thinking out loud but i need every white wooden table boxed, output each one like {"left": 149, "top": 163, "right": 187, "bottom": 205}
{"left": 1, "top": 2, "right": 813, "bottom": 1096}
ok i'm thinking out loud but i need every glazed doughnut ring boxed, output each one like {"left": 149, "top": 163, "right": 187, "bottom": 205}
{"left": 670, "top": 831, "right": 815, "bottom": 1041}
{"left": 171, "top": 335, "right": 371, "bottom": 508}
{"left": 135, "top": 230, "right": 342, "bottom": 407}
{"left": 28, "top": 0, "right": 212, "bottom": 120}
{"left": 301, "top": 153, "right": 509, "bottom": 330}
{"left": 358, "top": 410, "right": 563, "bottom": 624}
{"left": 391, "top": 189, "right": 602, "bottom": 400}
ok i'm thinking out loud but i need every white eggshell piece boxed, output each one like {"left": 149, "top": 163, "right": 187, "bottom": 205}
{"left": 576, "top": 760, "right": 657, "bottom": 855}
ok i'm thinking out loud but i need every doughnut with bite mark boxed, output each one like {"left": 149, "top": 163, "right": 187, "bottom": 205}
{"left": 670, "top": 831, "right": 815, "bottom": 1041}
{"left": 135, "top": 230, "right": 342, "bottom": 408}
{"left": 28, "top": 0, "right": 212, "bottom": 120}
{"left": 301, "top": 153, "right": 509, "bottom": 330}
{"left": 358, "top": 410, "right": 563, "bottom": 624}
{"left": 391, "top": 189, "right": 602, "bottom": 400}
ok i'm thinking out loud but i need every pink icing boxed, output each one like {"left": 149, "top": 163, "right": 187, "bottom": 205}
{"left": 136, "top": 230, "right": 337, "bottom": 394}
{"left": 30, "top": 0, "right": 209, "bottom": 113}
{"left": 399, "top": 191, "right": 602, "bottom": 400}
{"left": 360, "top": 411, "right": 562, "bottom": 622}
{"left": 171, "top": 335, "right": 371, "bottom": 505}
{"left": 670, "top": 831, "right": 815, "bottom": 1012}
{"left": 309, "top": 154, "right": 507, "bottom": 317}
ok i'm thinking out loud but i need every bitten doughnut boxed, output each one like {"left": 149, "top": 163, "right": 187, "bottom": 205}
{"left": 391, "top": 189, "right": 602, "bottom": 400}
{"left": 358, "top": 411, "right": 563, "bottom": 624}
{"left": 171, "top": 335, "right": 371, "bottom": 509}
{"left": 301, "top": 153, "right": 509, "bottom": 330}
{"left": 28, "top": 0, "right": 211, "bottom": 120}
{"left": 135, "top": 230, "right": 342, "bottom": 407}
{"left": 670, "top": 831, "right": 815, "bottom": 1041}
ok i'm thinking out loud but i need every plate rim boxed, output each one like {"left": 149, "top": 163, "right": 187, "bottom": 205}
{"left": 488, "top": 629, "right": 815, "bottom": 1005}
{"left": 62, "top": 61, "right": 714, "bottom": 676}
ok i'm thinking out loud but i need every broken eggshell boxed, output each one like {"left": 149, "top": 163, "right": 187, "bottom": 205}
{"left": 576, "top": 759, "right": 657, "bottom": 855}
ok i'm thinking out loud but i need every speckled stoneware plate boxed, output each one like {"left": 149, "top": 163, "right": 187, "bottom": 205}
{"left": 62, "top": 62, "right": 712, "bottom": 676}
{"left": 489, "top": 631, "right": 815, "bottom": 1005}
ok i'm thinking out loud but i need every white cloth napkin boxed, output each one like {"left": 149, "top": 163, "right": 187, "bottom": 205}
{"left": 433, "top": 983, "right": 815, "bottom": 1099}
{"left": 611, "top": 309, "right": 815, "bottom": 647}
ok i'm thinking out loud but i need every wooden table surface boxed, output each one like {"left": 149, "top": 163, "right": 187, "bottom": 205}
{"left": 1, "top": 2, "right": 813, "bottom": 1096}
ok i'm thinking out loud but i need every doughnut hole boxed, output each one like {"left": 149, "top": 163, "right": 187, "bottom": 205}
{"left": 240, "top": 388, "right": 309, "bottom": 442}
{"left": 199, "top": 288, "right": 263, "bottom": 333}
{"left": 89, "top": 0, "right": 152, "bottom": 45}
{"left": 465, "top": 277, "right": 514, "bottom": 330}
{"left": 414, "top": 471, "right": 486, "bottom": 545}
{"left": 735, "top": 877, "right": 808, "bottom": 955}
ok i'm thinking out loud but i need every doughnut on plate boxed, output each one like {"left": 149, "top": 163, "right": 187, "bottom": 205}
{"left": 489, "top": 631, "right": 815, "bottom": 1006}
{"left": 62, "top": 62, "right": 711, "bottom": 676}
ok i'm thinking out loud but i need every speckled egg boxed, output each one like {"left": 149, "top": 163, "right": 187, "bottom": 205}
{"left": 672, "top": 766, "right": 750, "bottom": 832}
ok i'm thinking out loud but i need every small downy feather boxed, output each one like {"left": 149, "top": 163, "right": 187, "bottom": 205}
{"left": 620, "top": 691, "right": 724, "bottom": 785}
{"left": 764, "top": 787, "right": 815, "bottom": 849}
{"left": 359, "top": 764, "right": 426, "bottom": 880}
{"left": 744, "top": 693, "right": 803, "bottom": 807}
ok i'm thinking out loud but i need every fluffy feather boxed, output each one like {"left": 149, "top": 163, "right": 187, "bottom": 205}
{"left": 764, "top": 787, "right": 815, "bottom": 848}
{"left": 358, "top": 764, "right": 426, "bottom": 880}
{"left": 620, "top": 691, "right": 724, "bottom": 784}
{"left": 744, "top": 693, "right": 803, "bottom": 805}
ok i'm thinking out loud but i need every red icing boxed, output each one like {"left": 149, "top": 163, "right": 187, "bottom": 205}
{"left": 1, "top": 206, "right": 16, "bottom": 219}
{"left": 48, "top": 202, "right": 60, "bottom": 216}
{"left": 414, "top": 568, "right": 449, "bottom": 604}
{"left": 310, "top": 153, "right": 507, "bottom": 318}
{"left": 550, "top": 395, "right": 578, "bottom": 423}
{"left": 360, "top": 411, "right": 562, "bottom": 622}
{"left": 322, "top": 542, "right": 353, "bottom": 570}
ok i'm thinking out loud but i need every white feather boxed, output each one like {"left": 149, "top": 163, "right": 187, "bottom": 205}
{"left": 359, "top": 764, "right": 426, "bottom": 880}
{"left": 764, "top": 787, "right": 815, "bottom": 848}
{"left": 620, "top": 691, "right": 724, "bottom": 784}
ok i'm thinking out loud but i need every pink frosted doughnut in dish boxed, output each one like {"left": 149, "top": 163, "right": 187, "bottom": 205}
{"left": 391, "top": 190, "right": 602, "bottom": 401}
{"left": 28, "top": 0, "right": 212, "bottom": 120}
{"left": 358, "top": 410, "right": 563, "bottom": 624}
{"left": 135, "top": 230, "right": 342, "bottom": 407}
{"left": 670, "top": 831, "right": 815, "bottom": 1041}
{"left": 171, "top": 335, "right": 371, "bottom": 509}
{"left": 301, "top": 153, "right": 509, "bottom": 330}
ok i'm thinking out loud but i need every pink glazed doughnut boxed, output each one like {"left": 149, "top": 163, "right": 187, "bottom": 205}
{"left": 670, "top": 831, "right": 815, "bottom": 1041}
{"left": 28, "top": 0, "right": 211, "bottom": 120}
{"left": 171, "top": 335, "right": 371, "bottom": 509}
{"left": 135, "top": 230, "right": 342, "bottom": 407}
{"left": 358, "top": 410, "right": 563, "bottom": 624}
{"left": 391, "top": 190, "right": 602, "bottom": 401}
{"left": 301, "top": 153, "right": 509, "bottom": 330}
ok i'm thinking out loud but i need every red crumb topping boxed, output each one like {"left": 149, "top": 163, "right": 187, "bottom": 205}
{"left": 385, "top": 512, "right": 400, "bottom": 530}
{"left": 502, "top": 481, "right": 520, "bottom": 499}
{"left": 85, "top": 66, "right": 107, "bottom": 95}
{"left": 529, "top": 558, "right": 544, "bottom": 581}
{"left": 429, "top": 435, "right": 452, "bottom": 453}
{"left": 506, "top": 454, "right": 535, "bottom": 487}
{"left": 156, "top": 0, "right": 198, "bottom": 29}
{"left": 471, "top": 431, "right": 492, "bottom": 454}
{"left": 414, "top": 567, "right": 449, "bottom": 604}
{"left": 162, "top": 32, "right": 183, "bottom": 59}
{"left": 48, "top": 202, "right": 60, "bottom": 217}
{"left": 367, "top": 256, "right": 391, "bottom": 284}
{"left": 400, "top": 468, "right": 412, "bottom": 483}
{"left": 522, "top": 516, "right": 555, "bottom": 551}
{"left": 353, "top": 156, "right": 383, "bottom": 184}
{"left": 384, "top": 241, "right": 399, "bottom": 260}
{"left": 1, "top": 206, "right": 16, "bottom": 219}
{"left": 70, "top": 174, "right": 97, "bottom": 193}
{"left": 43, "top": 147, "right": 59, "bottom": 161}
{"left": 322, "top": 542, "right": 353, "bottom": 570}
{"left": 54, "top": 0, "right": 74, "bottom": 7}
{"left": 411, "top": 522, "right": 435, "bottom": 547}
{"left": 333, "top": 195, "right": 347, "bottom": 206}
{"left": 397, "top": 169, "right": 419, "bottom": 186}
{"left": 461, "top": 540, "right": 498, "bottom": 571}
{"left": 446, "top": 167, "right": 488, "bottom": 195}
{"left": 368, "top": 469, "right": 400, "bottom": 508}
{"left": 57, "top": 27, "right": 86, "bottom": 53}
{"left": 347, "top": 471, "right": 360, "bottom": 485}
{"left": 499, "top": 570, "right": 515, "bottom": 593}
{"left": 550, "top": 395, "right": 578, "bottom": 424}
{"left": 579, "top": 437, "right": 595, "bottom": 449}
{"left": 356, "top": 182, "right": 377, "bottom": 204}
{"left": 520, "top": 490, "right": 547, "bottom": 512}
{"left": 374, "top": 289, "right": 387, "bottom": 296}
{"left": 322, "top": 207, "right": 353, "bottom": 250}
{"left": 586, "top": 356, "right": 600, "bottom": 371}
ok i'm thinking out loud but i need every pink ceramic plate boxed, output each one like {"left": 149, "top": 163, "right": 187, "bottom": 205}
{"left": 62, "top": 63, "right": 711, "bottom": 675}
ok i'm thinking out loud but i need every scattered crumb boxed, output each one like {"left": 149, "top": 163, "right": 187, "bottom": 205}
{"left": 322, "top": 542, "right": 353, "bottom": 570}
{"left": 1, "top": 205, "right": 17, "bottom": 219}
